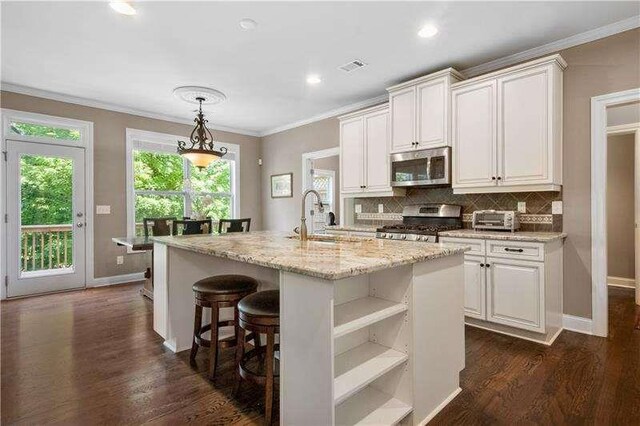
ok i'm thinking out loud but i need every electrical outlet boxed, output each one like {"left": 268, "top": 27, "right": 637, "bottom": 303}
{"left": 378, "top": 204, "right": 384, "bottom": 213}
{"left": 552, "top": 201, "right": 563, "bottom": 214}
{"left": 116, "top": 255, "right": 124, "bottom": 265}
{"left": 96, "top": 205, "right": 111, "bottom": 215}
{"left": 355, "top": 204, "right": 362, "bottom": 214}
{"left": 517, "top": 202, "right": 526, "bottom": 213}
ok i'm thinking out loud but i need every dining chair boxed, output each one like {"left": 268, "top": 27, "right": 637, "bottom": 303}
{"left": 172, "top": 219, "right": 213, "bottom": 235}
{"left": 218, "top": 218, "right": 251, "bottom": 234}
{"left": 142, "top": 217, "right": 176, "bottom": 237}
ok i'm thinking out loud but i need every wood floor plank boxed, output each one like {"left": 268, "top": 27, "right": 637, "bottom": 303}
{"left": 2, "top": 283, "right": 638, "bottom": 425}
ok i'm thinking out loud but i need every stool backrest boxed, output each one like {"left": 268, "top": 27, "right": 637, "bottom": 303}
{"left": 172, "top": 219, "right": 213, "bottom": 235}
{"left": 218, "top": 218, "right": 251, "bottom": 234}
{"left": 142, "top": 217, "right": 176, "bottom": 237}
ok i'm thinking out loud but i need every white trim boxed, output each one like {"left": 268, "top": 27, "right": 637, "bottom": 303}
{"left": 607, "top": 276, "right": 636, "bottom": 289}
{"left": 88, "top": 272, "right": 145, "bottom": 288}
{"left": 607, "top": 122, "right": 640, "bottom": 135}
{"left": 464, "top": 322, "right": 562, "bottom": 346}
{"left": 0, "top": 83, "right": 260, "bottom": 137}
{"left": 0, "top": 109, "right": 94, "bottom": 299}
{"left": 261, "top": 95, "right": 388, "bottom": 136}
{"left": 417, "top": 387, "right": 462, "bottom": 425}
{"left": 301, "top": 147, "right": 340, "bottom": 195}
{"left": 462, "top": 15, "right": 640, "bottom": 78}
{"left": 592, "top": 88, "right": 640, "bottom": 336}
{"left": 562, "top": 314, "right": 593, "bottom": 335}
{"left": 125, "top": 128, "right": 240, "bottom": 243}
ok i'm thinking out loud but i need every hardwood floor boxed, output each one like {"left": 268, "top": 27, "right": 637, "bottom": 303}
{"left": 1, "top": 284, "right": 638, "bottom": 425}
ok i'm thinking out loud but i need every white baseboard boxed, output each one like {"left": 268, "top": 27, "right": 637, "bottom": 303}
{"left": 88, "top": 272, "right": 145, "bottom": 288}
{"left": 607, "top": 276, "right": 636, "bottom": 289}
{"left": 562, "top": 314, "right": 593, "bottom": 335}
{"left": 418, "top": 387, "right": 462, "bottom": 425}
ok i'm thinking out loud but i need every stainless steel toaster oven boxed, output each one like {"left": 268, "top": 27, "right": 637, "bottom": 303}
{"left": 472, "top": 210, "right": 520, "bottom": 232}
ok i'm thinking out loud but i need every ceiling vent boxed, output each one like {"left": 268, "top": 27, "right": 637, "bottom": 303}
{"left": 338, "top": 60, "right": 367, "bottom": 73}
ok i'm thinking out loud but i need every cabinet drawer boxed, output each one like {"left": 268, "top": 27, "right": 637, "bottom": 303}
{"left": 439, "top": 237, "right": 485, "bottom": 256}
{"left": 486, "top": 240, "right": 543, "bottom": 261}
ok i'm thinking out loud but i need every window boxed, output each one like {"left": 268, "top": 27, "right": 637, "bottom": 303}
{"left": 9, "top": 121, "right": 81, "bottom": 141}
{"left": 126, "top": 129, "right": 239, "bottom": 237}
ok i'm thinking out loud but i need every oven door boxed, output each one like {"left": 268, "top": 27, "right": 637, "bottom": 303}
{"left": 390, "top": 147, "right": 450, "bottom": 187}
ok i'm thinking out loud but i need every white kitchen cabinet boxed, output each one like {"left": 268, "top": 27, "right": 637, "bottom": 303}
{"left": 387, "top": 68, "right": 463, "bottom": 153}
{"left": 463, "top": 254, "right": 486, "bottom": 320}
{"left": 486, "top": 257, "right": 545, "bottom": 333}
{"left": 440, "top": 235, "right": 564, "bottom": 345}
{"left": 451, "top": 54, "right": 566, "bottom": 194}
{"left": 339, "top": 104, "right": 405, "bottom": 198}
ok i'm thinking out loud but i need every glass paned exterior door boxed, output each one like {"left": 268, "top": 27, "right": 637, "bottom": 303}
{"left": 6, "top": 140, "right": 86, "bottom": 297}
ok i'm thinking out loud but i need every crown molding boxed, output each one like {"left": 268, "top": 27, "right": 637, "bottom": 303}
{"left": 259, "top": 94, "right": 389, "bottom": 137}
{"left": 461, "top": 15, "right": 640, "bottom": 78}
{"left": 0, "top": 82, "right": 261, "bottom": 137}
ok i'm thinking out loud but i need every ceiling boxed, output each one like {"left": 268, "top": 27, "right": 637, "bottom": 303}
{"left": 1, "top": 1, "right": 639, "bottom": 135}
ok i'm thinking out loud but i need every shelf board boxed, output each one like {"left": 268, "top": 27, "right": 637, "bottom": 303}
{"left": 334, "top": 297, "right": 408, "bottom": 338}
{"left": 335, "top": 386, "right": 413, "bottom": 426}
{"left": 334, "top": 341, "right": 408, "bottom": 405}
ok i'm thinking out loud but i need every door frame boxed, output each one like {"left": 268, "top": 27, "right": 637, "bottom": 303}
{"left": 590, "top": 88, "right": 640, "bottom": 336}
{"left": 1, "top": 109, "right": 94, "bottom": 299}
{"left": 301, "top": 147, "right": 340, "bottom": 232}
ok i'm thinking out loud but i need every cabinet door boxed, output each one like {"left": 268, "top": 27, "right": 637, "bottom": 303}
{"left": 497, "top": 67, "right": 551, "bottom": 185}
{"left": 463, "top": 255, "right": 486, "bottom": 320}
{"left": 364, "top": 109, "right": 390, "bottom": 191}
{"left": 340, "top": 117, "right": 364, "bottom": 193}
{"left": 451, "top": 81, "right": 497, "bottom": 188}
{"left": 417, "top": 78, "right": 447, "bottom": 148}
{"left": 486, "top": 257, "right": 545, "bottom": 333}
{"left": 389, "top": 87, "right": 416, "bottom": 153}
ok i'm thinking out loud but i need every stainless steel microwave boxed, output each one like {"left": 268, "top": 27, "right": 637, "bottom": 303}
{"left": 390, "top": 147, "right": 451, "bottom": 187}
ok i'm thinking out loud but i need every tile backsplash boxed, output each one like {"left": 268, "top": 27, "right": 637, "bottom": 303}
{"left": 353, "top": 188, "right": 562, "bottom": 232}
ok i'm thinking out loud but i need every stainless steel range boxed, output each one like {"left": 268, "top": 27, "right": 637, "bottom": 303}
{"left": 376, "top": 204, "right": 462, "bottom": 242}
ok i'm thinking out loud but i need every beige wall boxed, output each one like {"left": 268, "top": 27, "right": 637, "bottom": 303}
{"left": 260, "top": 118, "right": 340, "bottom": 231}
{"left": 1, "top": 91, "right": 262, "bottom": 279}
{"left": 560, "top": 28, "right": 640, "bottom": 317}
{"left": 313, "top": 155, "right": 340, "bottom": 223}
{"left": 607, "top": 134, "right": 635, "bottom": 279}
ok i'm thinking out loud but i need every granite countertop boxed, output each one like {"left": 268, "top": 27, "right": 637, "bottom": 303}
{"left": 153, "top": 231, "right": 468, "bottom": 280}
{"left": 325, "top": 225, "right": 378, "bottom": 233}
{"left": 439, "top": 229, "right": 567, "bottom": 243}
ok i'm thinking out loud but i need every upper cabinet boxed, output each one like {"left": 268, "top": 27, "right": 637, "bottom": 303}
{"left": 339, "top": 104, "right": 405, "bottom": 198}
{"left": 387, "top": 68, "right": 464, "bottom": 153}
{"left": 451, "top": 55, "right": 566, "bottom": 194}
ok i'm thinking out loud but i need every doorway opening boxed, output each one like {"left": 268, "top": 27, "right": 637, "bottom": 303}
{"left": 591, "top": 88, "right": 640, "bottom": 336}
{"left": 301, "top": 147, "right": 340, "bottom": 234}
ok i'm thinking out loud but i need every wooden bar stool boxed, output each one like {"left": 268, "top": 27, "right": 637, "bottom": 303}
{"left": 190, "top": 275, "right": 259, "bottom": 380}
{"left": 234, "top": 290, "right": 280, "bottom": 426}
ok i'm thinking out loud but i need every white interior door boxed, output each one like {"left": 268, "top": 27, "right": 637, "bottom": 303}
{"left": 6, "top": 140, "right": 86, "bottom": 297}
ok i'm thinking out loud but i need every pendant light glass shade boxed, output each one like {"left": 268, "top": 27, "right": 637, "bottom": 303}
{"left": 181, "top": 151, "right": 222, "bottom": 169}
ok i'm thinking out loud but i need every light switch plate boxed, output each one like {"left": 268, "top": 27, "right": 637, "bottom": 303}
{"left": 517, "top": 202, "right": 526, "bottom": 213}
{"left": 116, "top": 255, "right": 124, "bottom": 265}
{"left": 378, "top": 204, "right": 384, "bottom": 213}
{"left": 552, "top": 201, "right": 563, "bottom": 214}
{"left": 96, "top": 205, "right": 111, "bottom": 215}
{"left": 355, "top": 204, "right": 362, "bottom": 214}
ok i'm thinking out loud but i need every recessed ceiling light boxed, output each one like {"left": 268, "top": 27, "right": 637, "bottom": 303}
{"left": 306, "top": 75, "right": 322, "bottom": 85}
{"left": 418, "top": 24, "right": 438, "bottom": 38}
{"left": 110, "top": 1, "right": 136, "bottom": 16}
{"left": 239, "top": 18, "right": 258, "bottom": 30}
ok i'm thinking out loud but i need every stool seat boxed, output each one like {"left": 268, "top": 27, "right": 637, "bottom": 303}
{"left": 193, "top": 274, "right": 259, "bottom": 295}
{"left": 238, "top": 290, "right": 279, "bottom": 318}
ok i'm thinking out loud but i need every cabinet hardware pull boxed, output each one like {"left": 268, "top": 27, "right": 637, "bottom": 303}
{"left": 486, "top": 264, "right": 491, "bottom": 268}
{"left": 497, "top": 176, "right": 502, "bottom": 180}
{"left": 480, "top": 263, "right": 485, "bottom": 267}
{"left": 491, "top": 176, "right": 496, "bottom": 180}
{"left": 504, "top": 248, "right": 524, "bottom": 253}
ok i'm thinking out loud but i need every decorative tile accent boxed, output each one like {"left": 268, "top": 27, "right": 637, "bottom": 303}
{"left": 356, "top": 212, "right": 403, "bottom": 221}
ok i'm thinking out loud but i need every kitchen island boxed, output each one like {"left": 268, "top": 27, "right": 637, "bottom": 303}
{"left": 153, "top": 231, "right": 468, "bottom": 425}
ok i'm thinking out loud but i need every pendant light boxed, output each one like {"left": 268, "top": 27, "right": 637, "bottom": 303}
{"left": 174, "top": 86, "right": 228, "bottom": 169}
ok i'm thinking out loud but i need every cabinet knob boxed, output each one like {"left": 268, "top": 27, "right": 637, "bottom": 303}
{"left": 486, "top": 264, "right": 491, "bottom": 268}
{"left": 491, "top": 176, "right": 496, "bottom": 180}
{"left": 497, "top": 176, "right": 502, "bottom": 180}
{"left": 480, "top": 263, "right": 485, "bottom": 267}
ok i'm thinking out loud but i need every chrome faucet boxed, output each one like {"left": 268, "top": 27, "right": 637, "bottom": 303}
{"left": 294, "top": 189, "right": 324, "bottom": 241}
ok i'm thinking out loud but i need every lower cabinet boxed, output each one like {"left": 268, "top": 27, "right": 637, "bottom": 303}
{"left": 440, "top": 236, "right": 563, "bottom": 343}
{"left": 486, "top": 257, "right": 545, "bottom": 333}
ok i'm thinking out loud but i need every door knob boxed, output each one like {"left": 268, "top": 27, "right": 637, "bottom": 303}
{"left": 77, "top": 212, "right": 84, "bottom": 217}
{"left": 77, "top": 222, "right": 84, "bottom": 228}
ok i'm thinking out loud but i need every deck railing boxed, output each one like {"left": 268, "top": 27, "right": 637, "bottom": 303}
{"left": 20, "top": 224, "right": 73, "bottom": 272}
